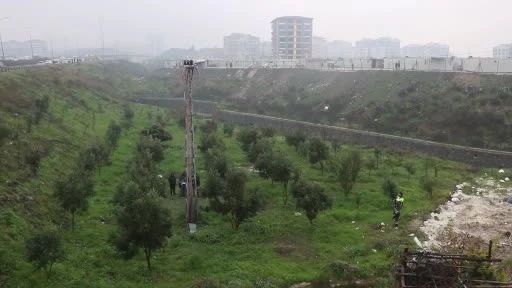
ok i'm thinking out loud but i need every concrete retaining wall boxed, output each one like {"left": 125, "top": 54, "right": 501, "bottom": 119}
{"left": 135, "top": 98, "right": 512, "bottom": 168}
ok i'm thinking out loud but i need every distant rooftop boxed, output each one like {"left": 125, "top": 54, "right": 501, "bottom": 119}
{"left": 271, "top": 16, "right": 313, "bottom": 23}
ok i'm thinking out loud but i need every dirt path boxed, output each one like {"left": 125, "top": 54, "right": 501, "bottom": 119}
{"left": 419, "top": 173, "right": 512, "bottom": 259}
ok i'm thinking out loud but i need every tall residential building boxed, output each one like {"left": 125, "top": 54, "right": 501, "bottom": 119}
{"left": 354, "top": 37, "right": 400, "bottom": 58}
{"left": 271, "top": 16, "right": 313, "bottom": 59}
{"left": 312, "top": 36, "right": 327, "bottom": 58}
{"left": 402, "top": 43, "right": 449, "bottom": 57}
{"left": 493, "top": 44, "right": 512, "bottom": 59}
{"left": 223, "top": 33, "right": 260, "bottom": 60}
{"left": 260, "top": 41, "right": 272, "bottom": 58}
{"left": 327, "top": 40, "right": 352, "bottom": 58}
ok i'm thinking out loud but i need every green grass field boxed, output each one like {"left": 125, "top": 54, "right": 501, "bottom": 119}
{"left": 0, "top": 65, "right": 482, "bottom": 287}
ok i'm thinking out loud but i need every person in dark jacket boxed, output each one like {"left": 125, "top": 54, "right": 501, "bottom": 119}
{"left": 168, "top": 172, "right": 176, "bottom": 196}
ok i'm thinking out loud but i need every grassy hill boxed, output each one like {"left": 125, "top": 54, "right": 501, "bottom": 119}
{"left": 0, "top": 64, "right": 507, "bottom": 287}
{"left": 149, "top": 68, "right": 512, "bottom": 151}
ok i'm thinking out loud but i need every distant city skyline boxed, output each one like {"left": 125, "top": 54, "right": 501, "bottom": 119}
{"left": 1, "top": 0, "right": 512, "bottom": 57}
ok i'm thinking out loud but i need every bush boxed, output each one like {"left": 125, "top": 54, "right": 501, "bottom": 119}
{"left": 140, "top": 124, "right": 172, "bottom": 142}
{"left": 25, "top": 230, "right": 64, "bottom": 279}
{"left": 189, "top": 228, "right": 222, "bottom": 244}
{"left": 200, "top": 120, "right": 218, "bottom": 134}
{"left": 223, "top": 123, "right": 234, "bottom": 137}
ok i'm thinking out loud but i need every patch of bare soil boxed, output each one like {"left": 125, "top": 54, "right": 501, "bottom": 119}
{"left": 420, "top": 173, "right": 512, "bottom": 260}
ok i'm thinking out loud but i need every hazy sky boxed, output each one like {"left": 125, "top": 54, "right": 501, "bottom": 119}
{"left": 1, "top": 0, "right": 510, "bottom": 56}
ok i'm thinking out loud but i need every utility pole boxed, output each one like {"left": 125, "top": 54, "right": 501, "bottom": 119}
{"left": 50, "top": 39, "right": 54, "bottom": 61}
{"left": 0, "top": 17, "right": 8, "bottom": 61}
{"left": 0, "top": 33, "right": 5, "bottom": 61}
{"left": 28, "top": 31, "right": 34, "bottom": 58}
{"left": 182, "top": 59, "right": 199, "bottom": 233}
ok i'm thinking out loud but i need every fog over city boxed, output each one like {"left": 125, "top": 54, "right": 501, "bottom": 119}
{"left": 1, "top": 0, "right": 511, "bottom": 57}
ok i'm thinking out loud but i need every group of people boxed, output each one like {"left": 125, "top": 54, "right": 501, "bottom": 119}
{"left": 167, "top": 172, "right": 200, "bottom": 197}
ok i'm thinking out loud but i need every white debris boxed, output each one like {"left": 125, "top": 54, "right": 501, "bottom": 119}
{"left": 499, "top": 169, "right": 505, "bottom": 173}
{"left": 158, "top": 174, "right": 163, "bottom": 178}
{"left": 420, "top": 178, "right": 512, "bottom": 259}
{"left": 380, "top": 222, "right": 385, "bottom": 226}
{"left": 294, "top": 212, "right": 302, "bottom": 216}
{"left": 372, "top": 249, "right": 377, "bottom": 253}
{"left": 351, "top": 221, "right": 355, "bottom": 224}
{"left": 414, "top": 237, "right": 423, "bottom": 249}
{"left": 500, "top": 179, "right": 505, "bottom": 183}
{"left": 506, "top": 177, "right": 510, "bottom": 181}
{"left": 409, "top": 233, "right": 415, "bottom": 237}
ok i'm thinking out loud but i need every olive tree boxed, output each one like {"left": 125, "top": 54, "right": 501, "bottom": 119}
{"left": 54, "top": 167, "right": 94, "bottom": 232}
{"left": 291, "top": 180, "right": 332, "bottom": 224}
{"left": 111, "top": 185, "right": 172, "bottom": 270}
{"left": 25, "top": 230, "right": 64, "bottom": 279}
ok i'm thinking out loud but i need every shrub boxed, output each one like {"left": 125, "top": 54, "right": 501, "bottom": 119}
{"left": 140, "top": 124, "right": 172, "bottom": 142}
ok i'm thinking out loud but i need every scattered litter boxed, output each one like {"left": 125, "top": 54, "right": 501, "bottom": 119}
{"left": 451, "top": 197, "right": 460, "bottom": 203}
{"left": 351, "top": 221, "right": 355, "bottom": 224}
{"left": 372, "top": 249, "right": 377, "bottom": 253}
{"left": 506, "top": 177, "right": 510, "bottom": 181}
{"left": 380, "top": 222, "right": 385, "bottom": 226}
{"left": 355, "top": 227, "right": 359, "bottom": 230}
{"left": 409, "top": 233, "right": 415, "bottom": 237}
{"left": 500, "top": 179, "right": 505, "bottom": 183}
{"left": 294, "top": 212, "right": 302, "bottom": 216}
{"left": 499, "top": 169, "right": 505, "bottom": 173}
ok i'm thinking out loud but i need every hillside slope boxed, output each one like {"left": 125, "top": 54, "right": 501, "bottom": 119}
{"left": 1, "top": 65, "right": 510, "bottom": 287}
{"left": 153, "top": 69, "right": 512, "bottom": 151}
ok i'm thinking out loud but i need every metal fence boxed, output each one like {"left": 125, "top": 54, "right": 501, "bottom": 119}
{"left": 163, "top": 57, "right": 512, "bottom": 74}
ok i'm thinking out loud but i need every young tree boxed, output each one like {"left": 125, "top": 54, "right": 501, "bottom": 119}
{"left": 140, "top": 124, "right": 172, "bottom": 142}
{"left": 137, "top": 136, "right": 165, "bottom": 163}
{"left": 373, "top": 147, "right": 382, "bottom": 168}
{"left": 237, "top": 126, "right": 261, "bottom": 152}
{"left": 54, "top": 167, "right": 94, "bottom": 232}
{"left": 105, "top": 121, "right": 122, "bottom": 149}
{"left": 308, "top": 138, "right": 329, "bottom": 175}
{"left": 199, "top": 120, "right": 218, "bottom": 135}
{"left": 285, "top": 130, "right": 307, "bottom": 151}
{"left": 382, "top": 178, "right": 398, "bottom": 200}
{"left": 199, "top": 132, "right": 225, "bottom": 153}
{"left": 332, "top": 150, "right": 362, "bottom": 197}
{"left": 364, "top": 157, "right": 377, "bottom": 176}
{"left": 268, "top": 153, "right": 294, "bottom": 205}
{"left": 291, "top": 180, "right": 332, "bottom": 225}
{"left": 206, "top": 169, "right": 263, "bottom": 230}
{"left": 254, "top": 152, "right": 274, "bottom": 180}
{"left": 420, "top": 175, "right": 435, "bottom": 198}
{"left": 331, "top": 139, "right": 341, "bottom": 156}
{"left": 111, "top": 187, "right": 172, "bottom": 270}
{"left": 223, "top": 123, "right": 234, "bottom": 137}
{"left": 404, "top": 162, "right": 416, "bottom": 180}
{"left": 25, "top": 230, "right": 64, "bottom": 279}
{"left": 204, "top": 148, "right": 229, "bottom": 178}
{"left": 88, "top": 142, "right": 109, "bottom": 175}
{"left": 247, "top": 138, "right": 274, "bottom": 163}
